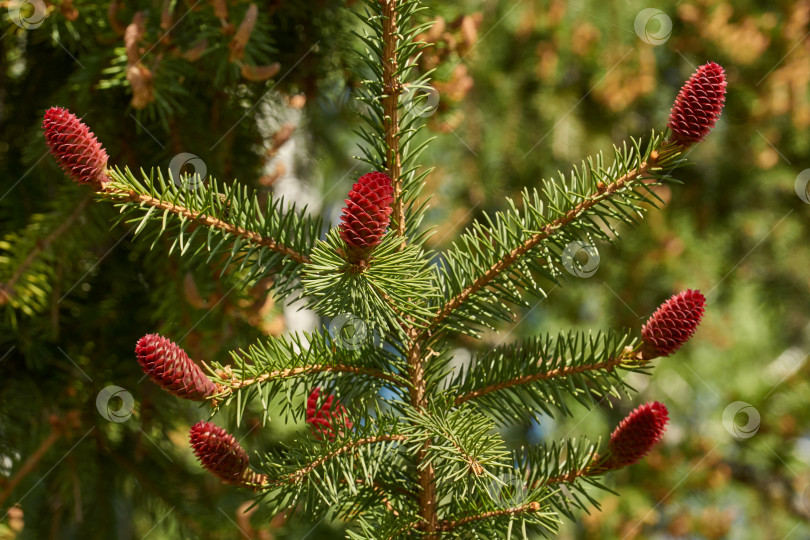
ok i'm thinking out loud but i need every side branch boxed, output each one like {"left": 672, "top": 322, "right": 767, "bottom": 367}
{"left": 435, "top": 502, "right": 542, "bottom": 532}
{"left": 214, "top": 363, "right": 403, "bottom": 397}
{"left": 106, "top": 187, "right": 311, "bottom": 264}
{"left": 380, "top": 0, "right": 404, "bottom": 238}
{"left": 0, "top": 197, "right": 90, "bottom": 305}
{"left": 539, "top": 464, "right": 601, "bottom": 487}
{"left": 454, "top": 347, "right": 640, "bottom": 405}
{"left": 0, "top": 424, "right": 62, "bottom": 508}
{"left": 270, "top": 435, "right": 408, "bottom": 487}
{"left": 429, "top": 157, "right": 658, "bottom": 331}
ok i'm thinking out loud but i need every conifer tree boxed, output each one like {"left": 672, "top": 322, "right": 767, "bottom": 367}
{"left": 41, "top": 1, "right": 725, "bottom": 537}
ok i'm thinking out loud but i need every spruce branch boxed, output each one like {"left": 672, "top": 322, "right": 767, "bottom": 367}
{"left": 514, "top": 439, "right": 608, "bottom": 520}
{"left": 106, "top": 181, "right": 310, "bottom": 264}
{"left": 265, "top": 435, "right": 408, "bottom": 488}
{"left": 353, "top": 0, "right": 433, "bottom": 243}
{"left": 0, "top": 196, "right": 89, "bottom": 307}
{"left": 403, "top": 331, "right": 439, "bottom": 537}
{"left": 453, "top": 332, "right": 642, "bottom": 412}
{"left": 429, "top": 141, "right": 678, "bottom": 336}
{"left": 404, "top": 404, "right": 510, "bottom": 485}
{"left": 254, "top": 423, "right": 413, "bottom": 520}
{"left": 101, "top": 166, "right": 320, "bottom": 297}
{"left": 207, "top": 330, "right": 404, "bottom": 425}
{"left": 435, "top": 501, "right": 543, "bottom": 532}
{"left": 455, "top": 347, "right": 637, "bottom": 406}
{"left": 215, "top": 363, "right": 402, "bottom": 398}
{"left": 447, "top": 331, "right": 641, "bottom": 424}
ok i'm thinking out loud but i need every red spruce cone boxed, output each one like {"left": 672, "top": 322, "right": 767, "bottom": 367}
{"left": 42, "top": 107, "right": 110, "bottom": 188}
{"left": 189, "top": 421, "right": 267, "bottom": 488}
{"left": 135, "top": 334, "right": 217, "bottom": 400}
{"left": 641, "top": 289, "right": 706, "bottom": 359}
{"left": 667, "top": 62, "right": 727, "bottom": 146}
{"left": 306, "top": 387, "right": 353, "bottom": 441}
{"left": 339, "top": 171, "right": 394, "bottom": 267}
{"left": 605, "top": 401, "right": 669, "bottom": 469}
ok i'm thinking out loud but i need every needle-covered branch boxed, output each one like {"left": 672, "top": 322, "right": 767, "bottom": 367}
{"left": 431, "top": 135, "right": 685, "bottom": 337}
{"left": 449, "top": 331, "right": 645, "bottom": 423}
{"left": 255, "top": 420, "right": 411, "bottom": 520}
{"left": 403, "top": 405, "right": 510, "bottom": 489}
{"left": 207, "top": 330, "right": 405, "bottom": 425}
{"left": 104, "top": 167, "right": 319, "bottom": 294}
{"left": 0, "top": 192, "right": 92, "bottom": 315}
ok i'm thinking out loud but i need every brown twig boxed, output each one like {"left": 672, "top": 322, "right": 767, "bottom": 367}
{"left": 381, "top": 0, "right": 404, "bottom": 241}
{"left": 0, "top": 420, "right": 63, "bottom": 508}
{"left": 537, "top": 458, "right": 610, "bottom": 488}
{"left": 404, "top": 329, "right": 439, "bottom": 537}
{"left": 0, "top": 197, "right": 90, "bottom": 306}
{"left": 435, "top": 501, "right": 542, "bottom": 531}
{"left": 107, "top": 187, "right": 311, "bottom": 264}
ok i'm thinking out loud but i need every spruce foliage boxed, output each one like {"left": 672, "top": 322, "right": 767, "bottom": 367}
{"left": 12, "top": 0, "right": 727, "bottom": 537}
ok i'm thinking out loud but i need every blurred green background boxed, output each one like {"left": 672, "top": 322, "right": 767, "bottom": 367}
{"left": 1, "top": 0, "right": 808, "bottom": 538}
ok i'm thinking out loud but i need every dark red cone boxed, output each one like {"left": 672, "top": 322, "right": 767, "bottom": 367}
{"left": 189, "top": 421, "right": 267, "bottom": 488}
{"left": 42, "top": 107, "right": 110, "bottom": 188}
{"left": 667, "top": 62, "right": 727, "bottom": 146}
{"left": 306, "top": 387, "right": 353, "bottom": 441}
{"left": 135, "top": 334, "right": 217, "bottom": 400}
{"left": 605, "top": 401, "right": 669, "bottom": 469}
{"left": 641, "top": 289, "right": 706, "bottom": 359}
{"left": 339, "top": 171, "right": 394, "bottom": 267}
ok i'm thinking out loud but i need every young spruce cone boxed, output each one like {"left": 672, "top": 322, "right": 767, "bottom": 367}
{"left": 668, "top": 62, "right": 727, "bottom": 146}
{"left": 135, "top": 334, "right": 217, "bottom": 400}
{"left": 641, "top": 289, "right": 706, "bottom": 359}
{"left": 42, "top": 107, "right": 110, "bottom": 188}
{"left": 605, "top": 401, "right": 669, "bottom": 469}
{"left": 339, "top": 171, "right": 394, "bottom": 268}
{"left": 189, "top": 421, "right": 267, "bottom": 488}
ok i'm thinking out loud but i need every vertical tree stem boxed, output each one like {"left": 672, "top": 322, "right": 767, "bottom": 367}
{"left": 381, "top": 0, "right": 405, "bottom": 239}
{"left": 382, "top": 0, "right": 433, "bottom": 533}
{"left": 407, "top": 332, "right": 438, "bottom": 537}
